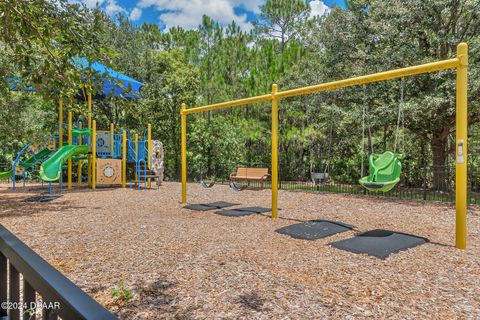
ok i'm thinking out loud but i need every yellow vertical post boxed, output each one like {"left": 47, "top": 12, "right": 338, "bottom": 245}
{"left": 456, "top": 42, "right": 468, "bottom": 249}
{"left": 87, "top": 83, "right": 92, "bottom": 187}
{"left": 92, "top": 120, "right": 97, "bottom": 190}
{"left": 77, "top": 121, "right": 83, "bottom": 185}
{"left": 271, "top": 84, "right": 279, "bottom": 219}
{"left": 122, "top": 130, "right": 127, "bottom": 188}
{"left": 67, "top": 111, "right": 73, "bottom": 189}
{"left": 58, "top": 95, "right": 63, "bottom": 148}
{"left": 135, "top": 133, "right": 138, "bottom": 182}
{"left": 147, "top": 123, "right": 152, "bottom": 188}
{"left": 181, "top": 103, "right": 187, "bottom": 203}
{"left": 87, "top": 82, "right": 92, "bottom": 130}
{"left": 110, "top": 123, "right": 114, "bottom": 157}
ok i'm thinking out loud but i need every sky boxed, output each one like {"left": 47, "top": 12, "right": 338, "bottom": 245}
{"left": 77, "top": 0, "right": 347, "bottom": 30}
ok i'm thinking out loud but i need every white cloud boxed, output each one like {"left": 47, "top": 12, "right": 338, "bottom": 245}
{"left": 137, "top": 0, "right": 261, "bottom": 30}
{"left": 105, "top": 0, "right": 127, "bottom": 16}
{"left": 129, "top": 7, "right": 142, "bottom": 21}
{"left": 310, "top": 0, "right": 331, "bottom": 17}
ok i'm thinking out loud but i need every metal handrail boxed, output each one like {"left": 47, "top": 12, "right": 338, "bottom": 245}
{"left": 0, "top": 224, "right": 117, "bottom": 319}
{"left": 137, "top": 158, "right": 148, "bottom": 190}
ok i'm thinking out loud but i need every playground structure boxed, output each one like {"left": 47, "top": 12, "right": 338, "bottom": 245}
{"left": 0, "top": 59, "right": 164, "bottom": 192}
{"left": 40, "top": 112, "right": 164, "bottom": 192}
{"left": 0, "top": 113, "right": 163, "bottom": 192}
{"left": 181, "top": 43, "right": 469, "bottom": 250}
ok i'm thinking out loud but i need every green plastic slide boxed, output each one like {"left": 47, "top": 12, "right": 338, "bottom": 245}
{"left": 359, "top": 151, "right": 402, "bottom": 192}
{"left": 0, "top": 147, "right": 53, "bottom": 179}
{"left": 40, "top": 145, "right": 89, "bottom": 182}
{"left": 72, "top": 128, "right": 92, "bottom": 136}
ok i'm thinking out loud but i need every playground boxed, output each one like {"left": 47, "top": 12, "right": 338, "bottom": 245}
{"left": 0, "top": 38, "right": 476, "bottom": 319}
{"left": 2, "top": 2, "right": 480, "bottom": 319}
{"left": 1, "top": 182, "right": 479, "bottom": 318}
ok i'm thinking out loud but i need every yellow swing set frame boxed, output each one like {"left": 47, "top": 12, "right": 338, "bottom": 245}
{"left": 181, "top": 43, "right": 469, "bottom": 250}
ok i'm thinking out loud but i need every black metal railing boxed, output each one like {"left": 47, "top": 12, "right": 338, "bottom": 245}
{"left": 0, "top": 225, "right": 117, "bottom": 320}
{"left": 190, "top": 164, "right": 480, "bottom": 205}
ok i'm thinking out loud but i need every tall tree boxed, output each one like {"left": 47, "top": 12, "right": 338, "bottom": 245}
{"left": 0, "top": 0, "right": 109, "bottom": 97}
{"left": 253, "top": 0, "right": 310, "bottom": 52}
{"left": 140, "top": 49, "right": 199, "bottom": 178}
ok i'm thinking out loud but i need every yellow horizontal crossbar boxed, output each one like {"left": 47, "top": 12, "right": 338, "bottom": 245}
{"left": 183, "top": 57, "right": 460, "bottom": 115}
{"left": 183, "top": 94, "right": 272, "bottom": 115}
{"left": 278, "top": 58, "right": 460, "bottom": 99}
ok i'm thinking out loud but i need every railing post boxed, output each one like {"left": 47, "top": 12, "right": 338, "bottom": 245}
{"left": 181, "top": 103, "right": 187, "bottom": 204}
{"left": 23, "top": 280, "right": 36, "bottom": 319}
{"left": 456, "top": 42, "right": 468, "bottom": 249}
{"left": 271, "top": 84, "right": 279, "bottom": 219}
{"left": 43, "top": 306, "right": 58, "bottom": 320}
{"left": 0, "top": 253, "right": 6, "bottom": 317}
{"left": 9, "top": 263, "right": 20, "bottom": 320}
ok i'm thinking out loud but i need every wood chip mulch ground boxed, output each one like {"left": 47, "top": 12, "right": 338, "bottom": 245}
{"left": 1, "top": 182, "right": 479, "bottom": 319}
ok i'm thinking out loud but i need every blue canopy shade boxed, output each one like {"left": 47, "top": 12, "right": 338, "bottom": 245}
{"left": 6, "top": 77, "right": 36, "bottom": 92}
{"left": 73, "top": 57, "right": 143, "bottom": 99}
{"left": 6, "top": 58, "right": 143, "bottom": 99}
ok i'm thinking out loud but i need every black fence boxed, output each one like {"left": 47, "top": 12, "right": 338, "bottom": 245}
{"left": 0, "top": 224, "right": 117, "bottom": 320}
{"left": 187, "top": 164, "right": 480, "bottom": 205}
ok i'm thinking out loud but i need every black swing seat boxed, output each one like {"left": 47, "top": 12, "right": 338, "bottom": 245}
{"left": 200, "top": 180, "right": 215, "bottom": 188}
{"left": 229, "top": 181, "right": 248, "bottom": 192}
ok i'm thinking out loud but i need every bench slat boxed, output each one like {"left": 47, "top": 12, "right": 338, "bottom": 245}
{"left": 231, "top": 168, "right": 269, "bottom": 180}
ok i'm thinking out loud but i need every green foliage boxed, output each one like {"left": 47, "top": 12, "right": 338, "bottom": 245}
{"left": 253, "top": 0, "right": 311, "bottom": 50}
{"left": 1, "top": 0, "right": 479, "bottom": 192}
{"left": 140, "top": 49, "right": 199, "bottom": 178}
{"left": 0, "top": 0, "right": 110, "bottom": 97}
{"left": 0, "top": 92, "right": 55, "bottom": 164}
{"left": 111, "top": 282, "right": 134, "bottom": 303}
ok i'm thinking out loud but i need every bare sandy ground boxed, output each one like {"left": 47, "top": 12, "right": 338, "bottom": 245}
{"left": 1, "top": 182, "right": 479, "bottom": 319}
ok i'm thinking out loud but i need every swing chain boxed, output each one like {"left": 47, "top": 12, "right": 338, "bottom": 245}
{"left": 394, "top": 78, "right": 404, "bottom": 154}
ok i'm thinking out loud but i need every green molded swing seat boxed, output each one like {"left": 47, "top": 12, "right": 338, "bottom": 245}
{"left": 359, "top": 151, "right": 402, "bottom": 192}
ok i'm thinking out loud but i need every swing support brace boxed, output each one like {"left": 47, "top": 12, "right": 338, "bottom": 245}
{"left": 181, "top": 43, "right": 468, "bottom": 249}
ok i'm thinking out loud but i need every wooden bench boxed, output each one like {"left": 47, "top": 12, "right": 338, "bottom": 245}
{"left": 229, "top": 167, "right": 270, "bottom": 188}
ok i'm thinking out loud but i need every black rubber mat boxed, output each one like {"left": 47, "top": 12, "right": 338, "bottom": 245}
{"left": 184, "top": 201, "right": 239, "bottom": 211}
{"left": 330, "top": 229, "right": 428, "bottom": 259}
{"left": 183, "top": 204, "right": 218, "bottom": 211}
{"left": 23, "top": 195, "right": 62, "bottom": 203}
{"left": 275, "top": 220, "right": 353, "bottom": 240}
{"left": 215, "top": 209, "right": 257, "bottom": 217}
{"left": 235, "top": 207, "right": 272, "bottom": 213}
{"left": 208, "top": 201, "right": 239, "bottom": 208}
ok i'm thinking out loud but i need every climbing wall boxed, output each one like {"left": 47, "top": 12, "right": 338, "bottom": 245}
{"left": 150, "top": 140, "right": 164, "bottom": 184}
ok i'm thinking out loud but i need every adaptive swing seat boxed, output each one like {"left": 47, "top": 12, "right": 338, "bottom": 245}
{"left": 359, "top": 151, "right": 402, "bottom": 192}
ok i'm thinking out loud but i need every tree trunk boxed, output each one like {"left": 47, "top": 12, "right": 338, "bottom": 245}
{"left": 430, "top": 130, "right": 449, "bottom": 191}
